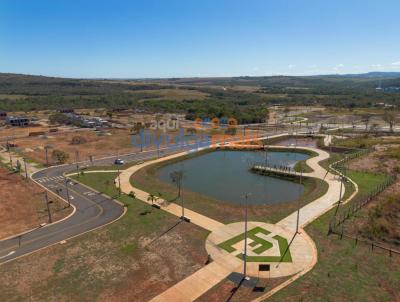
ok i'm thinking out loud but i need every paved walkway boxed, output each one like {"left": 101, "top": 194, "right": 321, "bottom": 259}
{"left": 150, "top": 262, "right": 232, "bottom": 302}
{"left": 118, "top": 151, "right": 225, "bottom": 232}
{"left": 118, "top": 134, "right": 352, "bottom": 302}
{"left": 0, "top": 148, "right": 40, "bottom": 177}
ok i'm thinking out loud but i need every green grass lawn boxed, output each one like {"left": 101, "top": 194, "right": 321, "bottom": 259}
{"left": 267, "top": 206, "right": 400, "bottom": 302}
{"left": 131, "top": 156, "right": 329, "bottom": 224}
{"left": 218, "top": 226, "right": 292, "bottom": 263}
{"left": 266, "top": 159, "right": 399, "bottom": 302}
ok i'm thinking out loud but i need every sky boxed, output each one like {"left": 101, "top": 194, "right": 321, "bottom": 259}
{"left": 1, "top": 0, "right": 400, "bottom": 78}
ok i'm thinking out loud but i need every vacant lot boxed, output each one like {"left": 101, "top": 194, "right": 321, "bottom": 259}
{"left": 341, "top": 146, "right": 400, "bottom": 248}
{"left": 12, "top": 128, "right": 139, "bottom": 165}
{"left": 0, "top": 167, "right": 72, "bottom": 239}
{"left": 0, "top": 172, "right": 209, "bottom": 301}
{"left": 0, "top": 125, "right": 51, "bottom": 140}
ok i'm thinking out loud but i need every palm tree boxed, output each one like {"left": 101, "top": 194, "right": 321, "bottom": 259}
{"left": 147, "top": 194, "right": 156, "bottom": 206}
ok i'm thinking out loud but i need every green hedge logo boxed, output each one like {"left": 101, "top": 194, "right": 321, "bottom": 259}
{"left": 218, "top": 227, "right": 292, "bottom": 263}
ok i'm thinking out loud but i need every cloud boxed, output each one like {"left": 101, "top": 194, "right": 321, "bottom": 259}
{"left": 288, "top": 64, "right": 296, "bottom": 69}
{"left": 333, "top": 63, "right": 344, "bottom": 71}
{"left": 392, "top": 61, "right": 400, "bottom": 66}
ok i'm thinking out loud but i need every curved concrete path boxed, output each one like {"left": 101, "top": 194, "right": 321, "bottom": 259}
{"left": 118, "top": 135, "right": 350, "bottom": 302}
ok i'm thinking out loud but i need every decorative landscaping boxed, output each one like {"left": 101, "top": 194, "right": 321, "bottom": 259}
{"left": 218, "top": 226, "right": 292, "bottom": 263}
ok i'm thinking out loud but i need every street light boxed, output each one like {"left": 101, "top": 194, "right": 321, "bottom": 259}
{"left": 243, "top": 192, "right": 251, "bottom": 280}
{"left": 170, "top": 170, "right": 185, "bottom": 219}
{"left": 65, "top": 176, "right": 71, "bottom": 207}
{"left": 296, "top": 162, "right": 303, "bottom": 234}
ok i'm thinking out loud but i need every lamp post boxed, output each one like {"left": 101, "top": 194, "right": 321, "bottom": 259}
{"left": 296, "top": 164, "right": 303, "bottom": 234}
{"left": 23, "top": 157, "right": 28, "bottom": 179}
{"left": 243, "top": 193, "right": 251, "bottom": 280}
{"left": 65, "top": 177, "right": 70, "bottom": 207}
{"left": 170, "top": 170, "right": 184, "bottom": 219}
{"left": 118, "top": 167, "right": 121, "bottom": 196}
{"left": 45, "top": 191, "right": 52, "bottom": 223}
{"left": 75, "top": 149, "right": 79, "bottom": 174}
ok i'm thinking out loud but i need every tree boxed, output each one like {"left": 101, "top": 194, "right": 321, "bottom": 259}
{"left": 51, "top": 149, "right": 69, "bottom": 164}
{"left": 147, "top": 194, "right": 156, "bottom": 206}
{"left": 131, "top": 123, "right": 144, "bottom": 134}
{"left": 170, "top": 170, "right": 184, "bottom": 198}
{"left": 70, "top": 136, "right": 87, "bottom": 145}
{"left": 49, "top": 113, "right": 70, "bottom": 125}
{"left": 360, "top": 114, "right": 372, "bottom": 131}
{"left": 383, "top": 110, "right": 397, "bottom": 132}
{"left": 370, "top": 123, "right": 379, "bottom": 135}
{"left": 15, "top": 159, "right": 21, "bottom": 172}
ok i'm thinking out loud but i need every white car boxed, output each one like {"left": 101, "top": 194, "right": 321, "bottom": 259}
{"left": 114, "top": 158, "right": 124, "bottom": 165}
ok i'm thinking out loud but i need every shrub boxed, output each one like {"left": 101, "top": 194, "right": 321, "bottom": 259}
{"left": 49, "top": 113, "right": 69, "bottom": 125}
{"left": 70, "top": 136, "right": 87, "bottom": 145}
{"left": 51, "top": 149, "right": 69, "bottom": 164}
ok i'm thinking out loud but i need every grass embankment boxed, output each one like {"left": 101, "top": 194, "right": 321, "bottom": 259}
{"left": 131, "top": 151, "right": 329, "bottom": 224}
{"left": 267, "top": 155, "right": 399, "bottom": 302}
{"left": 0, "top": 172, "right": 209, "bottom": 301}
{"left": 293, "top": 150, "right": 318, "bottom": 173}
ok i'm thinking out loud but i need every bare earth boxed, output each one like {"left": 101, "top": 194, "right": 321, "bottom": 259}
{"left": 13, "top": 128, "right": 139, "bottom": 164}
{"left": 0, "top": 167, "right": 72, "bottom": 239}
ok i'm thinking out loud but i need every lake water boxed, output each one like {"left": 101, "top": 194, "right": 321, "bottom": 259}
{"left": 157, "top": 150, "right": 309, "bottom": 205}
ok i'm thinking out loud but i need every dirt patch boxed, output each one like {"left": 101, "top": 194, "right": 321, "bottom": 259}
{"left": 195, "top": 276, "right": 288, "bottom": 302}
{"left": 0, "top": 167, "right": 72, "bottom": 239}
{"left": 0, "top": 198, "right": 209, "bottom": 302}
{"left": 12, "top": 128, "right": 139, "bottom": 164}
{"left": 347, "top": 145, "right": 400, "bottom": 175}
{"left": 342, "top": 179, "right": 400, "bottom": 248}
{"left": 0, "top": 125, "right": 50, "bottom": 140}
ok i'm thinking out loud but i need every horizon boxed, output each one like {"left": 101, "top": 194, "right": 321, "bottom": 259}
{"left": 3, "top": 70, "right": 400, "bottom": 80}
{"left": 1, "top": 0, "right": 400, "bottom": 78}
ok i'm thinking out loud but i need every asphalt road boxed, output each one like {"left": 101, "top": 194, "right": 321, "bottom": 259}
{"left": 0, "top": 128, "right": 303, "bottom": 264}
{"left": 0, "top": 142, "right": 200, "bottom": 264}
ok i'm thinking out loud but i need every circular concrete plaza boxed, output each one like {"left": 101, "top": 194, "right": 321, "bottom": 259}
{"left": 206, "top": 221, "right": 316, "bottom": 278}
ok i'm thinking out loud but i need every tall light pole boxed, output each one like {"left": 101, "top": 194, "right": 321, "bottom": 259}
{"left": 243, "top": 192, "right": 251, "bottom": 280}
{"left": 75, "top": 149, "right": 79, "bottom": 174}
{"left": 23, "top": 157, "right": 28, "bottom": 180}
{"left": 45, "top": 191, "right": 52, "bottom": 223}
{"left": 117, "top": 167, "right": 121, "bottom": 196}
{"left": 334, "top": 173, "right": 344, "bottom": 216}
{"left": 44, "top": 145, "right": 52, "bottom": 167}
{"left": 296, "top": 163, "right": 303, "bottom": 234}
{"left": 170, "top": 170, "right": 184, "bottom": 219}
{"left": 65, "top": 177, "right": 70, "bottom": 207}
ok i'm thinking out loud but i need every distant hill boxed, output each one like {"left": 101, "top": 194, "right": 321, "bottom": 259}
{"left": 320, "top": 71, "right": 400, "bottom": 79}
{"left": 0, "top": 72, "right": 399, "bottom": 112}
